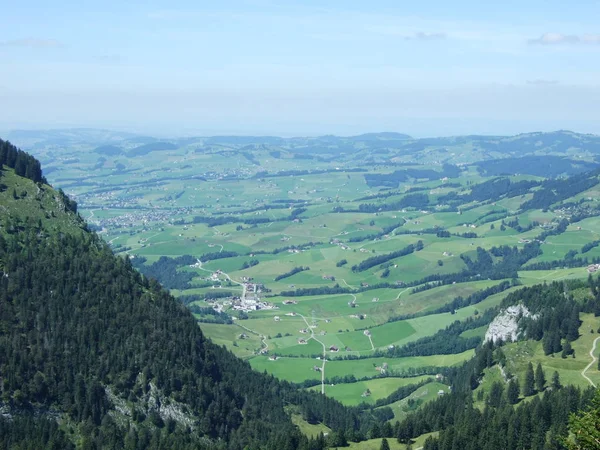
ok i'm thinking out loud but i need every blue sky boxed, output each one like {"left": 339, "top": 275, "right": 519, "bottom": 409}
{"left": 1, "top": 0, "right": 600, "bottom": 137}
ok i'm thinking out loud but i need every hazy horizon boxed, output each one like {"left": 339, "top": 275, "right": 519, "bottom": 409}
{"left": 2, "top": 1, "right": 600, "bottom": 137}
{"left": 4, "top": 125, "right": 600, "bottom": 142}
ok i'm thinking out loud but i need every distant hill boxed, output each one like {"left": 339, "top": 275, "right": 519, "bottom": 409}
{"left": 93, "top": 144, "right": 124, "bottom": 156}
{"left": 128, "top": 141, "right": 178, "bottom": 156}
{"left": 476, "top": 155, "right": 599, "bottom": 177}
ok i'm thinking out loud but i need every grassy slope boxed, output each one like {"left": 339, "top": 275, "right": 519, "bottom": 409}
{"left": 0, "top": 167, "right": 85, "bottom": 237}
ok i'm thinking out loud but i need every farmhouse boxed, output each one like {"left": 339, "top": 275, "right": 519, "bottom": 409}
{"left": 587, "top": 264, "right": 600, "bottom": 274}
{"left": 274, "top": 316, "right": 280, "bottom": 321}
{"left": 363, "top": 330, "right": 371, "bottom": 336}
{"left": 297, "top": 338, "right": 307, "bottom": 344}
{"left": 329, "top": 345, "right": 339, "bottom": 352}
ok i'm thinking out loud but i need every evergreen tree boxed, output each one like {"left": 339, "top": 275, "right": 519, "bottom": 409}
{"left": 552, "top": 371, "right": 561, "bottom": 390}
{"left": 369, "top": 422, "right": 381, "bottom": 439}
{"left": 562, "top": 340, "right": 573, "bottom": 358}
{"left": 553, "top": 331, "right": 563, "bottom": 354}
{"left": 535, "top": 363, "right": 546, "bottom": 392}
{"left": 488, "top": 381, "right": 504, "bottom": 407}
{"left": 566, "top": 389, "right": 600, "bottom": 450}
{"left": 523, "top": 362, "right": 535, "bottom": 396}
{"left": 507, "top": 378, "right": 520, "bottom": 404}
{"left": 380, "top": 437, "right": 391, "bottom": 450}
{"left": 543, "top": 331, "right": 554, "bottom": 355}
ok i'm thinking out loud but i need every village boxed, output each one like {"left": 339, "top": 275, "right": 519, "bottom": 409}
{"left": 199, "top": 269, "right": 279, "bottom": 313}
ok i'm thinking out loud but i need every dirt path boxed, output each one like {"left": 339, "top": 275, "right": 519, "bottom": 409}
{"left": 299, "top": 313, "right": 327, "bottom": 394}
{"left": 208, "top": 243, "right": 223, "bottom": 253}
{"left": 396, "top": 287, "right": 411, "bottom": 300}
{"left": 236, "top": 323, "right": 268, "bottom": 353}
{"left": 341, "top": 279, "right": 355, "bottom": 289}
{"left": 367, "top": 334, "right": 375, "bottom": 351}
{"left": 87, "top": 209, "right": 98, "bottom": 221}
{"left": 582, "top": 336, "right": 600, "bottom": 387}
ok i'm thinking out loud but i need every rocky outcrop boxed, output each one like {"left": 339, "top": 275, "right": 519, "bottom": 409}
{"left": 485, "top": 304, "right": 533, "bottom": 343}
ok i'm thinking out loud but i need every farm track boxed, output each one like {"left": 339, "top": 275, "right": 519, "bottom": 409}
{"left": 367, "top": 334, "right": 375, "bottom": 351}
{"left": 582, "top": 336, "right": 600, "bottom": 387}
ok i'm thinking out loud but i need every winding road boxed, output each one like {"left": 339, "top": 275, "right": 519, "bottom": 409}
{"left": 195, "top": 259, "right": 246, "bottom": 301}
{"left": 582, "top": 336, "right": 600, "bottom": 387}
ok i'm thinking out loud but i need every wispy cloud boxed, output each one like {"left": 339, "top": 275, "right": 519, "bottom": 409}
{"left": 407, "top": 31, "right": 447, "bottom": 41}
{"left": 0, "top": 38, "right": 63, "bottom": 49}
{"left": 528, "top": 32, "right": 600, "bottom": 45}
{"left": 527, "top": 79, "right": 559, "bottom": 86}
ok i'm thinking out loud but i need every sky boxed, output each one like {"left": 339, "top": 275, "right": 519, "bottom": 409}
{"left": 1, "top": 0, "right": 600, "bottom": 137}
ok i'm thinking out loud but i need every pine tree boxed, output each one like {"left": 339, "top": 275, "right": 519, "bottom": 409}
{"left": 562, "top": 340, "right": 573, "bottom": 359}
{"left": 488, "top": 381, "right": 504, "bottom": 407}
{"left": 552, "top": 332, "right": 563, "bottom": 354}
{"left": 535, "top": 363, "right": 546, "bottom": 392}
{"left": 369, "top": 422, "right": 381, "bottom": 439}
{"left": 380, "top": 437, "right": 391, "bottom": 450}
{"left": 507, "top": 378, "right": 520, "bottom": 404}
{"left": 523, "top": 362, "right": 535, "bottom": 397}
{"left": 566, "top": 389, "right": 600, "bottom": 450}
{"left": 551, "top": 371, "right": 561, "bottom": 390}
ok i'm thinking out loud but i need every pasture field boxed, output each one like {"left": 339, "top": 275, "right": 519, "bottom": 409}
{"left": 500, "top": 313, "right": 600, "bottom": 389}
{"left": 249, "top": 350, "right": 475, "bottom": 384}
{"left": 198, "top": 323, "right": 263, "bottom": 358}
{"left": 346, "top": 433, "right": 438, "bottom": 449}
{"left": 382, "top": 382, "right": 449, "bottom": 421}
{"left": 308, "top": 376, "right": 432, "bottom": 406}
{"left": 20, "top": 129, "right": 600, "bottom": 426}
{"left": 289, "top": 413, "right": 331, "bottom": 438}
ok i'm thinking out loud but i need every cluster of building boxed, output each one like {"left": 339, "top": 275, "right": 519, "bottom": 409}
{"left": 330, "top": 238, "right": 350, "bottom": 250}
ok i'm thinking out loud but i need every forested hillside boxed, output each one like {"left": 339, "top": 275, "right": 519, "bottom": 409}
{"left": 0, "top": 149, "right": 363, "bottom": 449}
